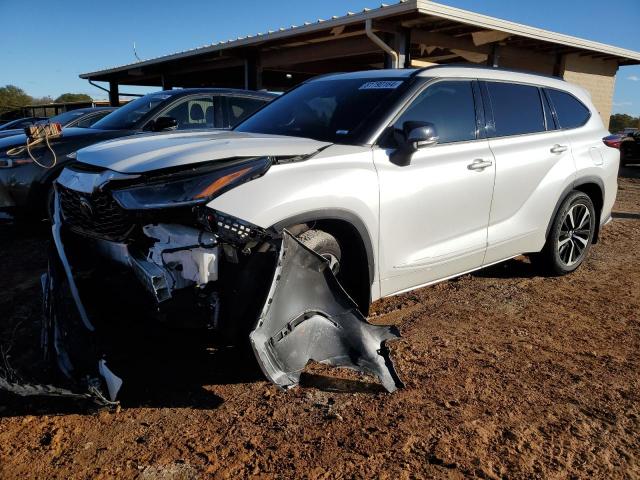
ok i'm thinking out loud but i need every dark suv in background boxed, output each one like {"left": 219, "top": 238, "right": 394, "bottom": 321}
{"left": 0, "top": 88, "right": 275, "bottom": 219}
{"left": 621, "top": 131, "right": 640, "bottom": 166}
{"left": 0, "top": 108, "right": 115, "bottom": 140}
{"left": 0, "top": 117, "right": 47, "bottom": 131}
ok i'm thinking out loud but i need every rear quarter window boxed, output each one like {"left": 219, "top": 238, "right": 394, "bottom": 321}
{"left": 546, "top": 89, "right": 591, "bottom": 129}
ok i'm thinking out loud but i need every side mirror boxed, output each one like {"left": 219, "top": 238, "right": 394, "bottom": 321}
{"left": 390, "top": 121, "right": 438, "bottom": 166}
{"left": 152, "top": 116, "right": 178, "bottom": 132}
{"left": 406, "top": 122, "right": 438, "bottom": 149}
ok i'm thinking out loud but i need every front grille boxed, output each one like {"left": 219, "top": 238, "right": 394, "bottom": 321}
{"left": 58, "top": 185, "right": 134, "bottom": 241}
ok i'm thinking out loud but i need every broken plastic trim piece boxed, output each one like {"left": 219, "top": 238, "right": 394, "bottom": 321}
{"left": 51, "top": 188, "right": 94, "bottom": 332}
{"left": 46, "top": 191, "right": 403, "bottom": 397}
{"left": 250, "top": 231, "right": 403, "bottom": 393}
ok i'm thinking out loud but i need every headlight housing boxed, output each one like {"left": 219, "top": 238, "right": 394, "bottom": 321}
{"left": 111, "top": 157, "right": 271, "bottom": 210}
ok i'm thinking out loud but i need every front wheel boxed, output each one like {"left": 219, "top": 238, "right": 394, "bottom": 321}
{"left": 297, "top": 229, "right": 342, "bottom": 275}
{"left": 536, "top": 191, "right": 596, "bottom": 275}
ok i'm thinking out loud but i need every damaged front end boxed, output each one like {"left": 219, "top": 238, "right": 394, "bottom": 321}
{"left": 43, "top": 160, "right": 402, "bottom": 403}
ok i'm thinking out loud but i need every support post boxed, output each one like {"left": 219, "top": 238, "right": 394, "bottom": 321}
{"left": 487, "top": 44, "right": 500, "bottom": 68}
{"left": 391, "top": 28, "right": 411, "bottom": 69}
{"left": 553, "top": 53, "right": 564, "bottom": 77}
{"left": 244, "top": 54, "right": 263, "bottom": 90}
{"left": 383, "top": 33, "right": 395, "bottom": 68}
{"left": 161, "top": 75, "right": 172, "bottom": 90}
{"left": 108, "top": 81, "right": 119, "bottom": 106}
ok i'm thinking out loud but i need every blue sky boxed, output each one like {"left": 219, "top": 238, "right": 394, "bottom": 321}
{"left": 1, "top": 0, "right": 639, "bottom": 115}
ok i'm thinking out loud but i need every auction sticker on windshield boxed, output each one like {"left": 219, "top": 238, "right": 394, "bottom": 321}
{"left": 359, "top": 81, "right": 403, "bottom": 90}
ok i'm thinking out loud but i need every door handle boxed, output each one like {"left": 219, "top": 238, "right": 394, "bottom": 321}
{"left": 550, "top": 144, "right": 568, "bottom": 154}
{"left": 467, "top": 159, "right": 493, "bottom": 171}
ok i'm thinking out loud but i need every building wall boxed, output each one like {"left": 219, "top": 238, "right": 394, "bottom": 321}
{"left": 561, "top": 53, "right": 618, "bottom": 128}
{"left": 497, "top": 48, "right": 556, "bottom": 76}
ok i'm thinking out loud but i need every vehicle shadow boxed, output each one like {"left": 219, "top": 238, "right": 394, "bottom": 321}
{"left": 472, "top": 256, "right": 541, "bottom": 280}
{"left": 299, "top": 372, "right": 387, "bottom": 394}
{"left": 0, "top": 222, "right": 248, "bottom": 415}
{"left": 0, "top": 332, "right": 254, "bottom": 417}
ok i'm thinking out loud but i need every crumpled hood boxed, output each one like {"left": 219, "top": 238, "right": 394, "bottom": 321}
{"left": 76, "top": 131, "right": 332, "bottom": 173}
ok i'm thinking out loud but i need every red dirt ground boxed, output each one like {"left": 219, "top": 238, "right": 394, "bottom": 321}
{"left": 0, "top": 168, "right": 639, "bottom": 479}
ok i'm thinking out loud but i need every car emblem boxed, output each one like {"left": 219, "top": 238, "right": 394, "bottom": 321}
{"left": 79, "top": 197, "right": 94, "bottom": 219}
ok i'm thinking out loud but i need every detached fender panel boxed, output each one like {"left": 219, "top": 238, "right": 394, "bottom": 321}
{"left": 250, "top": 231, "right": 403, "bottom": 393}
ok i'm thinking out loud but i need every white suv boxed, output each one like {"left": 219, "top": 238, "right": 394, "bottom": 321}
{"left": 47, "top": 66, "right": 618, "bottom": 400}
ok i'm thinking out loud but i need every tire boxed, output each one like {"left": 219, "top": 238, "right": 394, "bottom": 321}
{"left": 297, "top": 229, "right": 342, "bottom": 275}
{"left": 620, "top": 145, "right": 633, "bottom": 167}
{"left": 536, "top": 190, "right": 596, "bottom": 275}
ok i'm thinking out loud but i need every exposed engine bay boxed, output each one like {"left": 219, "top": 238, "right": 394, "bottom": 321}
{"left": 41, "top": 160, "right": 403, "bottom": 403}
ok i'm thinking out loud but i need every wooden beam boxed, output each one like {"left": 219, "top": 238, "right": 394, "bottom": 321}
{"left": 153, "top": 57, "right": 244, "bottom": 77}
{"left": 471, "top": 30, "right": 510, "bottom": 46}
{"left": 261, "top": 35, "right": 381, "bottom": 68}
{"left": 411, "top": 29, "right": 491, "bottom": 55}
{"left": 411, "top": 28, "right": 566, "bottom": 69}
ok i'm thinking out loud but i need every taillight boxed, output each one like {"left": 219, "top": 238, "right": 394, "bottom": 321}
{"left": 603, "top": 135, "right": 621, "bottom": 149}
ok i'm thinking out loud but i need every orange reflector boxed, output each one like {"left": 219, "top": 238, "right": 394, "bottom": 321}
{"left": 194, "top": 167, "right": 252, "bottom": 199}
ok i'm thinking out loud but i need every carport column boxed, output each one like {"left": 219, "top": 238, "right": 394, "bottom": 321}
{"left": 393, "top": 28, "right": 411, "bottom": 69}
{"left": 108, "top": 81, "right": 119, "bottom": 107}
{"left": 383, "top": 30, "right": 409, "bottom": 69}
{"left": 161, "top": 75, "right": 172, "bottom": 90}
{"left": 244, "top": 54, "right": 263, "bottom": 91}
{"left": 487, "top": 44, "right": 500, "bottom": 68}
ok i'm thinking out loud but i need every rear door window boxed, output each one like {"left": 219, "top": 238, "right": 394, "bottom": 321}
{"left": 161, "top": 96, "right": 216, "bottom": 129}
{"left": 545, "top": 89, "right": 591, "bottom": 129}
{"left": 487, "top": 82, "right": 545, "bottom": 137}
{"left": 228, "top": 97, "right": 268, "bottom": 127}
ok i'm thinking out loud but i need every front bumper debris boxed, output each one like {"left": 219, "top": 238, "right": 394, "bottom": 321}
{"left": 43, "top": 188, "right": 403, "bottom": 402}
{"left": 251, "top": 232, "right": 403, "bottom": 392}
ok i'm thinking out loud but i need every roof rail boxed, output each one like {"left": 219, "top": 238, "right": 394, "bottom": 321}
{"left": 411, "top": 63, "right": 565, "bottom": 81}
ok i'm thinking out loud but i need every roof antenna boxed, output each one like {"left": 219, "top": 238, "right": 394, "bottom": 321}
{"left": 133, "top": 41, "right": 141, "bottom": 62}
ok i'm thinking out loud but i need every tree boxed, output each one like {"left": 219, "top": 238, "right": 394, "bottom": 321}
{"left": 609, "top": 113, "right": 640, "bottom": 133}
{"left": 0, "top": 85, "right": 32, "bottom": 111}
{"left": 54, "top": 93, "right": 92, "bottom": 103}
{"left": 31, "top": 96, "right": 54, "bottom": 105}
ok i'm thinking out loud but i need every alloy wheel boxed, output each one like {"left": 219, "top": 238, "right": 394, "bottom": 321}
{"left": 557, "top": 203, "right": 592, "bottom": 266}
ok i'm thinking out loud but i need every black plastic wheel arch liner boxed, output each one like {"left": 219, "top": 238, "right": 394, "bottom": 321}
{"left": 250, "top": 231, "right": 403, "bottom": 393}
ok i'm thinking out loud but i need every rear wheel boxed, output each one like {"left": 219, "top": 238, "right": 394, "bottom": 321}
{"left": 297, "top": 229, "right": 342, "bottom": 275}
{"left": 536, "top": 191, "right": 596, "bottom": 275}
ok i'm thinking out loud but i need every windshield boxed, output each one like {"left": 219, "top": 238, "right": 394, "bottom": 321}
{"left": 48, "top": 110, "right": 87, "bottom": 126}
{"left": 91, "top": 93, "right": 173, "bottom": 130}
{"left": 234, "top": 78, "right": 408, "bottom": 144}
